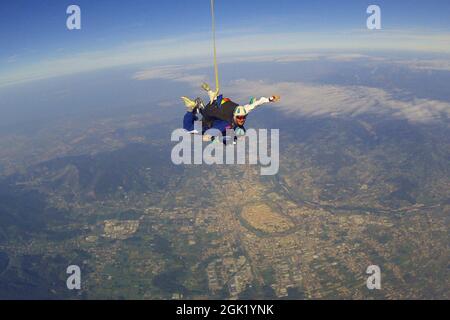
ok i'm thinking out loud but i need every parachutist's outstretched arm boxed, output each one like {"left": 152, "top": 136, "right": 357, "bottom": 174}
{"left": 241, "top": 96, "right": 280, "bottom": 114}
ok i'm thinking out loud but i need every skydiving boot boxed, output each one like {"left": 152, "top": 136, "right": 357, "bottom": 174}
{"left": 181, "top": 96, "right": 204, "bottom": 114}
{"left": 201, "top": 82, "right": 211, "bottom": 92}
{"left": 201, "top": 82, "right": 219, "bottom": 103}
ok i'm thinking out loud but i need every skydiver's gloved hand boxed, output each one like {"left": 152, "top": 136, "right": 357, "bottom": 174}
{"left": 202, "top": 134, "right": 213, "bottom": 142}
{"left": 269, "top": 95, "right": 281, "bottom": 103}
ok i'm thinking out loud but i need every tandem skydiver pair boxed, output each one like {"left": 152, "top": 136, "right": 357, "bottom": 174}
{"left": 181, "top": 83, "right": 280, "bottom": 144}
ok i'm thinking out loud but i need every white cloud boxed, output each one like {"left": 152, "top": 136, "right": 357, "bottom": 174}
{"left": 132, "top": 64, "right": 208, "bottom": 86}
{"left": 6, "top": 55, "right": 18, "bottom": 64}
{"left": 393, "top": 59, "right": 450, "bottom": 71}
{"left": 130, "top": 53, "right": 383, "bottom": 84}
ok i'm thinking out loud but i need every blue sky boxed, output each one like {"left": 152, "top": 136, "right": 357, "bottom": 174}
{"left": 1, "top": 0, "right": 450, "bottom": 86}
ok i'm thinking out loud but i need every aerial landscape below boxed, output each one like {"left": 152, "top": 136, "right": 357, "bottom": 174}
{"left": 0, "top": 0, "right": 449, "bottom": 301}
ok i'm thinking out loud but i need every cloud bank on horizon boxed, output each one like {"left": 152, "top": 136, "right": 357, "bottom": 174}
{"left": 2, "top": 29, "right": 450, "bottom": 88}
{"left": 132, "top": 55, "right": 450, "bottom": 124}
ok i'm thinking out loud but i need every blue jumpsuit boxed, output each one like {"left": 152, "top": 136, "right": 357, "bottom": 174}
{"left": 183, "top": 111, "right": 245, "bottom": 144}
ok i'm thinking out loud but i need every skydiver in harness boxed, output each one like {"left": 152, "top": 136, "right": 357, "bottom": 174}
{"left": 181, "top": 83, "right": 280, "bottom": 143}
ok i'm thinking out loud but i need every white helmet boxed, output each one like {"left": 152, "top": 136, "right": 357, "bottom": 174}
{"left": 233, "top": 106, "right": 247, "bottom": 118}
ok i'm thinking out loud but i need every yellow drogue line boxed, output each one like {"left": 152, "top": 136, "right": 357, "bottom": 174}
{"left": 211, "top": 0, "right": 220, "bottom": 94}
